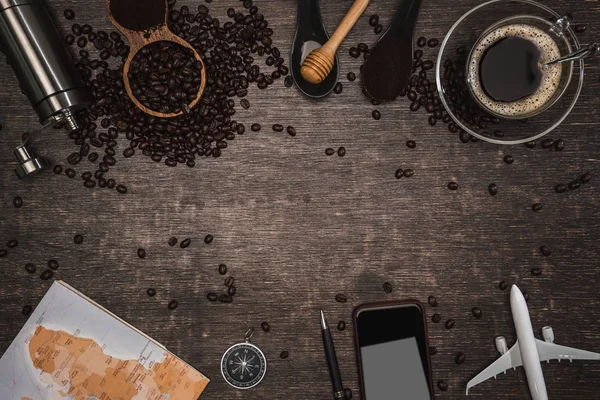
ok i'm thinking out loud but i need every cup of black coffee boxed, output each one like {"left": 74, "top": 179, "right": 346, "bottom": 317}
{"left": 436, "top": 0, "right": 585, "bottom": 144}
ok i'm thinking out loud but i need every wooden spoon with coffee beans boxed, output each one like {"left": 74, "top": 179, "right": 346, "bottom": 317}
{"left": 106, "top": 0, "right": 206, "bottom": 118}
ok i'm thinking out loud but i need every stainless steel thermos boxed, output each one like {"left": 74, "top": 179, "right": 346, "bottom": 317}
{"left": 0, "top": 0, "right": 93, "bottom": 178}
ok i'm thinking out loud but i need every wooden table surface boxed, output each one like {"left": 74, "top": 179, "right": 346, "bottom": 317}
{"left": 1, "top": 0, "right": 599, "bottom": 399}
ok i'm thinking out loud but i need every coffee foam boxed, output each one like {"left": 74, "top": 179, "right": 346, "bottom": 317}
{"left": 468, "top": 24, "right": 562, "bottom": 117}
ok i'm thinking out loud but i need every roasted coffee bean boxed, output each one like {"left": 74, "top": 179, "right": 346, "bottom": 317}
{"left": 428, "top": 115, "right": 437, "bottom": 125}
{"left": 22, "top": 305, "right": 34, "bottom": 316}
{"left": 337, "top": 320, "right": 346, "bottom": 331}
{"left": 334, "top": 81, "right": 344, "bottom": 93}
{"left": 555, "top": 184, "right": 567, "bottom": 193}
{"left": 429, "top": 346, "right": 437, "bottom": 355}
{"left": 372, "top": 110, "right": 381, "bottom": 120}
{"left": 410, "top": 101, "right": 421, "bottom": 112}
{"left": 48, "top": 259, "right": 59, "bottom": 270}
{"left": 395, "top": 168, "right": 404, "bottom": 179}
{"left": 40, "top": 269, "right": 54, "bottom": 280}
{"left": 13, "top": 196, "right": 23, "bottom": 208}
{"left": 431, "top": 314, "right": 441, "bottom": 323}
{"left": 532, "top": 203, "right": 542, "bottom": 212}
{"left": 84, "top": 180, "right": 96, "bottom": 188}
{"left": 280, "top": 351, "right": 289, "bottom": 359}
{"left": 580, "top": 173, "right": 592, "bottom": 183}
{"left": 382, "top": 282, "right": 393, "bottom": 293}
{"left": 472, "top": 307, "right": 482, "bottom": 319}
{"left": 421, "top": 60, "right": 434, "bottom": 70}
{"left": 540, "top": 245, "right": 552, "bottom": 256}
{"left": 180, "top": 238, "right": 191, "bottom": 248}
{"left": 25, "top": 263, "right": 36, "bottom": 274}
{"left": 137, "top": 248, "right": 146, "bottom": 258}
{"left": 374, "top": 24, "right": 383, "bottom": 34}
{"left": 344, "top": 388, "right": 352, "bottom": 399}
{"left": 287, "top": 126, "right": 297, "bottom": 137}
{"left": 74, "top": 234, "right": 84, "bottom": 244}
{"left": 168, "top": 237, "right": 178, "bottom": 246}
{"left": 499, "top": 280, "right": 508, "bottom": 290}
{"left": 0, "top": 249, "right": 6, "bottom": 258}
{"left": 225, "top": 276, "right": 235, "bottom": 287}
{"left": 261, "top": 321, "right": 271, "bottom": 332}
{"left": 54, "top": 165, "right": 63, "bottom": 174}
{"left": 406, "top": 140, "right": 416, "bottom": 148}
{"left": 417, "top": 37, "right": 426, "bottom": 47}
{"left": 272, "top": 124, "right": 284, "bottom": 132}
{"left": 554, "top": 139, "right": 564, "bottom": 151}
{"left": 427, "top": 38, "right": 439, "bottom": 47}
{"left": 335, "top": 294, "right": 348, "bottom": 303}
{"left": 218, "top": 263, "right": 227, "bottom": 275}
{"left": 568, "top": 181, "right": 580, "bottom": 190}
{"left": 428, "top": 296, "right": 438, "bottom": 307}
{"left": 207, "top": 292, "right": 218, "bottom": 302}
{"left": 437, "top": 380, "right": 448, "bottom": 391}
{"left": 445, "top": 319, "right": 455, "bottom": 329}
{"left": 369, "top": 14, "right": 379, "bottom": 26}
{"left": 541, "top": 138, "right": 554, "bottom": 149}
{"left": 204, "top": 234, "right": 213, "bottom": 244}
{"left": 326, "top": 148, "right": 335, "bottom": 156}
{"left": 284, "top": 75, "right": 294, "bottom": 87}
{"left": 573, "top": 24, "right": 587, "bottom": 33}
{"left": 337, "top": 147, "right": 346, "bottom": 157}
{"left": 64, "top": 9, "right": 75, "bottom": 20}
{"left": 525, "top": 141, "right": 536, "bottom": 148}
{"left": 116, "top": 184, "right": 127, "bottom": 194}
{"left": 219, "top": 294, "right": 233, "bottom": 303}
{"left": 503, "top": 155, "right": 514, "bottom": 164}
{"left": 347, "top": 72, "right": 356, "bottom": 81}
{"left": 531, "top": 267, "right": 542, "bottom": 276}
{"left": 523, "top": 292, "right": 530, "bottom": 302}
{"left": 168, "top": 300, "right": 179, "bottom": 310}
{"left": 251, "top": 123, "right": 261, "bottom": 132}
{"left": 228, "top": 285, "right": 237, "bottom": 296}
{"left": 240, "top": 99, "right": 250, "bottom": 109}
{"left": 488, "top": 183, "right": 498, "bottom": 196}
{"left": 455, "top": 352, "right": 466, "bottom": 365}
{"left": 7, "top": 240, "right": 18, "bottom": 249}
{"left": 403, "top": 169, "right": 414, "bottom": 178}
{"left": 65, "top": 168, "right": 76, "bottom": 178}
{"left": 348, "top": 47, "right": 360, "bottom": 58}
{"left": 448, "top": 181, "right": 458, "bottom": 190}
{"left": 81, "top": 171, "right": 92, "bottom": 181}
{"left": 414, "top": 49, "right": 423, "bottom": 59}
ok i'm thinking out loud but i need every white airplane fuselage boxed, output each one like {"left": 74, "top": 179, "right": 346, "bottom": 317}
{"left": 511, "top": 286, "right": 549, "bottom": 400}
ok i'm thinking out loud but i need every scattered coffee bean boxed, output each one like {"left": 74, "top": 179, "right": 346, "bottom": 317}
{"left": 272, "top": 124, "right": 284, "bottom": 132}
{"left": 429, "top": 346, "right": 437, "bottom": 355}
{"left": 580, "top": 173, "right": 591, "bottom": 183}
{"left": 225, "top": 276, "right": 235, "bottom": 287}
{"left": 65, "top": 168, "right": 76, "bottom": 178}
{"left": 532, "top": 203, "right": 542, "bottom": 212}
{"left": 0, "top": 250, "right": 6, "bottom": 258}
{"left": 218, "top": 263, "right": 228, "bottom": 275}
{"left": 219, "top": 294, "right": 233, "bottom": 303}
{"left": 427, "top": 38, "right": 439, "bottom": 47}
{"left": 334, "top": 82, "right": 343, "bottom": 93}
{"left": 22, "top": 305, "right": 33, "bottom": 316}
{"left": 374, "top": 24, "right": 382, "bottom": 34}
{"left": 568, "top": 181, "right": 580, "bottom": 190}
{"left": 337, "top": 320, "right": 346, "bottom": 331}
{"left": 53, "top": 165, "right": 63, "bottom": 174}
{"left": 525, "top": 141, "right": 536, "bottom": 148}
{"left": 240, "top": 99, "right": 250, "bottom": 109}
{"left": 204, "top": 234, "right": 214, "bottom": 244}
{"left": 40, "top": 269, "right": 54, "bottom": 280}
{"left": 383, "top": 282, "right": 393, "bottom": 293}
{"left": 180, "top": 238, "right": 191, "bottom": 248}
{"left": 25, "top": 263, "right": 36, "bottom": 274}
{"left": 48, "top": 260, "right": 59, "bottom": 270}
{"left": 417, "top": 37, "right": 426, "bottom": 47}
{"left": 137, "top": 248, "right": 146, "bottom": 258}
{"left": 337, "top": 147, "right": 346, "bottom": 157}
{"left": 503, "top": 155, "right": 514, "bottom": 164}
{"left": 64, "top": 9, "right": 75, "bottom": 20}
{"left": 372, "top": 110, "right": 381, "bottom": 120}
{"left": 488, "top": 183, "right": 498, "bottom": 196}
{"left": 554, "top": 139, "right": 564, "bottom": 151}
{"left": 455, "top": 352, "right": 466, "bottom": 365}
{"left": 7, "top": 240, "right": 18, "bottom": 249}
{"left": 347, "top": 72, "right": 356, "bottom": 81}
{"left": 499, "top": 280, "right": 508, "bottom": 290}
{"left": 448, "top": 181, "right": 458, "bottom": 190}
{"left": 437, "top": 380, "right": 448, "bottom": 391}
{"left": 406, "top": 140, "right": 416, "bottom": 148}
{"left": 540, "top": 245, "right": 552, "bottom": 256}
{"left": 284, "top": 75, "right": 294, "bottom": 87}
{"left": 531, "top": 267, "right": 542, "bottom": 276}
{"left": 326, "top": 148, "right": 335, "bottom": 156}
{"left": 146, "top": 288, "right": 156, "bottom": 297}
{"left": 228, "top": 285, "right": 237, "bottom": 296}
{"left": 428, "top": 295, "right": 438, "bottom": 307}
{"left": 395, "top": 168, "right": 404, "bottom": 179}
{"left": 287, "top": 126, "right": 297, "bottom": 137}
{"left": 344, "top": 388, "right": 352, "bottom": 399}
{"left": 251, "top": 123, "right": 261, "bottom": 132}
{"left": 74, "top": 234, "right": 84, "bottom": 244}
{"left": 168, "top": 300, "right": 179, "bottom": 310}
{"left": 116, "top": 185, "right": 127, "bottom": 194}
{"left": 445, "top": 319, "right": 455, "bottom": 329}
{"left": 432, "top": 314, "right": 441, "bottom": 323}
{"left": 280, "top": 351, "right": 289, "bottom": 359}
{"left": 472, "top": 307, "right": 482, "bottom": 319}
{"left": 403, "top": 169, "right": 414, "bottom": 178}
{"left": 13, "top": 196, "right": 23, "bottom": 208}
{"left": 541, "top": 138, "right": 554, "bottom": 149}
{"left": 335, "top": 294, "right": 348, "bottom": 303}
{"left": 369, "top": 14, "right": 379, "bottom": 27}
{"left": 207, "top": 292, "right": 218, "bottom": 302}
{"left": 168, "top": 237, "right": 178, "bottom": 246}
{"left": 555, "top": 184, "right": 567, "bottom": 193}
{"left": 261, "top": 321, "right": 271, "bottom": 332}
{"left": 522, "top": 292, "right": 530, "bottom": 302}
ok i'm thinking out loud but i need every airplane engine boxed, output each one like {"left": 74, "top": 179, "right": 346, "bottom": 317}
{"left": 542, "top": 326, "right": 554, "bottom": 343}
{"left": 495, "top": 336, "right": 508, "bottom": 355}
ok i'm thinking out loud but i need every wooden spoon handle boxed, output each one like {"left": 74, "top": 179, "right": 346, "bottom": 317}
{"left": 324, "top": 0, "right": 371, "bottom": 52}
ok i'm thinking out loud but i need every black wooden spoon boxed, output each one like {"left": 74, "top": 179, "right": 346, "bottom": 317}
{"left": 362, "top": 0, "right": 423, "bottom": 101}
{"left": 290, "top": 0, "right": 340, "bottom": 98}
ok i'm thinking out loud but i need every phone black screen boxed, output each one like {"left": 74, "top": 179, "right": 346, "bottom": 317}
{"left": 356, "top": 304, "right": 432, "bottom": 400}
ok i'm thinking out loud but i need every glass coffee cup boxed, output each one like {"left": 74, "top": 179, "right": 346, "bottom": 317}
{"left": 436, "top": 0, "right": 585, "bottom": 144}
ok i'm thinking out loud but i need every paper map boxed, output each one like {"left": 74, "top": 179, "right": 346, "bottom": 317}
{"left": 0, "top": 281, "right": 209, "bottom": 400}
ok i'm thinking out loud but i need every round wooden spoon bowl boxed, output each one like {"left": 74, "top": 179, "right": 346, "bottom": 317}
{"left": 106, "top": 0, "right": 206, "bottom": 119}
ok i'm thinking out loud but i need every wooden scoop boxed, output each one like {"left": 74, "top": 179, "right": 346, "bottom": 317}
{"left": 300, "top": 0, "right": 370, "bottom": 84}
{"left": 106, "top": 0, "right": 206, "bottom": 118}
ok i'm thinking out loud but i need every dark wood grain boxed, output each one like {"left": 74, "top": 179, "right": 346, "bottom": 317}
{"left": 1, "top": 0, "right": 600, "bottom": 399}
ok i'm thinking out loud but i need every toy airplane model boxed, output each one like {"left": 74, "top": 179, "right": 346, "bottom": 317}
{"left": 467, "top": 285, "right": 600, "bottom": 400}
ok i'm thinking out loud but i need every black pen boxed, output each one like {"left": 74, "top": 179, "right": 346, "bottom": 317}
{"left": 320, "top": 310, "right": 345, "bottom": 400}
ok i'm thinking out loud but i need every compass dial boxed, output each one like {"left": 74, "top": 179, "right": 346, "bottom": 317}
{"left": 221, "top": 342, "right": 267, "bottom": 389}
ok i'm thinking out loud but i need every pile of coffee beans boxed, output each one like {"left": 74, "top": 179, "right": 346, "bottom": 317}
{"left": 57, "top": 0, "right": 291, "bottom": 190}
{"left": 128, "top": 41, "right": 203, "bottom": 114}
{"left": 207, "top": 263, "right": 236, "bottom": 304}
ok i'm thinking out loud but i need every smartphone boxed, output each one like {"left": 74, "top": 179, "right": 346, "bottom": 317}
{"left": 353, "top": 301, "right": 434, "bottom": 400}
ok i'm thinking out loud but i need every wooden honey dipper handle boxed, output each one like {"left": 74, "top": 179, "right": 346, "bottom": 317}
{"left": 301, "top": 0, "right": 370, "bottom": 84}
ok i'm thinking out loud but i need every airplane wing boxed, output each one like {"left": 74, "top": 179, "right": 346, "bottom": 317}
{"left": 536, "top": 339, "right": 600, "bottom": 362}
{"left": 466, "top": 341, "right": 523, "bottom": 395}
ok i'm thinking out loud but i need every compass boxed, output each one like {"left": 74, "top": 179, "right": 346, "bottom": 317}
{"left": 221, "top": 328, "right": 267, "bottom": 389}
